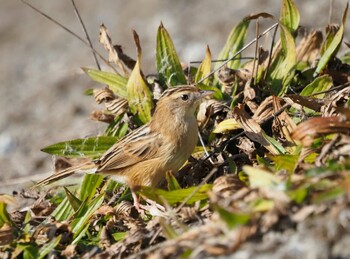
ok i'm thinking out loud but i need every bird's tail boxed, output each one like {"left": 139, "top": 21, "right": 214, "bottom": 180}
{"left": 33, "top": 161, "right": 97, "bottom": 187}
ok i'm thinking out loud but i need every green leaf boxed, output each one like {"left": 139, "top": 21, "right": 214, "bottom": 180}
{"left": 82, "top": 68, "right": 128, "bottom": 98}
{"left": 17, "top": 243, "right": 38, "bottom": 259}
{"left": 105, "top": 113, "right": 129, "bottom": 137}
{"left": 72, "top": 223, "right": 90, "bottom": 245}
{"left": 300, "top": 75, "right": 333, "bottom": 98}
{"left": 41, "top": 136, "right": 117, "bottom": 158}
{"left": 139, "top": 185, "right": 212, "bottom": 206}
{"left": 261, "top": 131, "right": 286, "bottom": 155}
{"left": 213, "top": 119, "right": 241, "bottom": 133}
{"left": 214, "top": 205, "right": 250, "bottom": 229}
{"left": 197, "top": 83, "right": 224, "bottom": 100}
{"left": 126, "top": 30, "right": 154, "bottom": 124}
{"left": 312, "top": 186, "right": 345, "bottom": 204}
{"left": 215, "top": 18, "right": 250, "bottom": 71}
{"left": 268, "top": 154, "right": 299, "bottom": 174}
{"left": 243, "top": 166, "right": 283, "bottom": 188}
{"left": 270, "top": 23, "right": 296, "bottom": 96}
{"left": 195, "top": 45, "right": 212, "bottom": 84}
{"left": 222, "top": 151, "right": 238, "bottom": 174}
{"left": 280, "top": 0, "right": 300, "bottom": 33}
{"left": 156, "top": 23, "right": 187, "bottom": 86}
{"left": 112, "top": 232, "right": 127, "bottom": 242}
{"left": 38, "top": 235, "right": 61, "bottom": 259}
{"left": 341, "top": 50, "right": 350, "bottom": 64}
{"left": 0, "top": 198, "right": 14, "bottom": 227}
{"left": 64, "top": 187, "right": 82, "bottom": 212}
{"left": 250, "top": 198, "right": 275, "bottom": 212}
{"left": 79, "top": 174, "right": 105, "bottom": 201}
{"left": 288, "top": 187, "right": 308, "bottom": 204}
{"left": 165, "top": 171, "right": 181, "bottom": 191}
{"left": 315, "top": 3, "right": 348, "bottom": 75}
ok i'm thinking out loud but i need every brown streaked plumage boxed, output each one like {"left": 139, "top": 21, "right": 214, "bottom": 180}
{"left": 35, "top": 85, "right": 212, "bottom": 210}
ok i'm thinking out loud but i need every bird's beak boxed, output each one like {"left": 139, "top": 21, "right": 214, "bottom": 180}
{"left": 199, "top": 89, "right": 215, "bottom": 98}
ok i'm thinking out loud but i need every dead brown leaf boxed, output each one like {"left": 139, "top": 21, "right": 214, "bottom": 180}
{"left": 292, "top": 116, "right": 350, "bottom": 146}
{"left": 212, "top": 175, "right": 247, "bottom": 199}
{"left": 322, "top": 86, "right": 350, "bottom": 116}
{"left": 99, "top": 24, "right": 129, "bottom": 76}
{"left": 285, "top": 94, "right": 323, "bottom": 112}
{"left": 272, "top": 96, "right": 297, "bottom": 145}
{"left": 32, "top": 221, "right": 72, "bottom": 245}
{"left": 252, "top": 96, "right": 274, "bottom": 123}
{"left": 233, "top": 104, "right": 280, "bottom": 154}
{"left": 0, "top": 225, "right": 16, "bottom": 246}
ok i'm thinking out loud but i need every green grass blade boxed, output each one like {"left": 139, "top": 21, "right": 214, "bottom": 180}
{"left": 51, "top": 196, "right": 74, "bottom": 221}
{"left": 270, "top": 23, "right": 296, "bottom": 96}
{"left": 112, "top": 232, "right": 127, "bottom": 242}
{"left": 139, "top": 185, "right": 212, "bottom": 206}
{"left": 71, "top": 193, "right": 104, "bottom": 241}
{"left": 72, "top": 222, "right": 90, "bottom": 245}
{"left": 64, "top": 187, "right": 82, "bottom": 212}
{"left": 315, "top": 3, "right": 348, "bottom": 75}
{"left": 79, "top": 174, "right": 105, "bottom": 201}
{"left": 38, "top": 235, "right": 61, "bottom": 259}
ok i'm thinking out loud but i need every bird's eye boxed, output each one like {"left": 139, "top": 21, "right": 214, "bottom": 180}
{"left": 181, "top": 94, "right": 189, "bottom": 101}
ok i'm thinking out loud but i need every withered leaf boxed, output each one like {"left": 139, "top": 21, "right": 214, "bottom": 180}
{"left": 296, "top": 29, "right": 323, "bottom": 63}
{"left": 99, "top": 24, "right": 129, "bottom": 76}
{"left": 286, "top": 94, "right": 323, "bottom": 111}
{"left": 233, "top": 104, "right": 282, "bottom": 155}
{"left": 292, "top": 116, "right": 350, "bottom": 146}
{"left": 93, "top": 87, "right": 115, "bottom": 104}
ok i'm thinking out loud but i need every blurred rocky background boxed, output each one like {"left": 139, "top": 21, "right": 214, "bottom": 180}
{"left": 0, "top": 0, "right": 348, "bottom": 192}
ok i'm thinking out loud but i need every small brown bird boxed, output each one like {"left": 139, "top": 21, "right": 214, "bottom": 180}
{"left": 36, "top": 85, "right": 212, "bottom": 210}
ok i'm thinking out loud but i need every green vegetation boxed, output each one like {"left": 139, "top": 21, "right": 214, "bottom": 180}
{"left": 1, "top": 0, "right": 350, "bottom": 257}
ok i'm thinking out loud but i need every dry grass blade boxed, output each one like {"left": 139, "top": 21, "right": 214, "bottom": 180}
{"left": 70, "top": 0, "right": 101, "bottom": 70}
{"left": 21, "top": 0, "right": 118, "bottom": 74}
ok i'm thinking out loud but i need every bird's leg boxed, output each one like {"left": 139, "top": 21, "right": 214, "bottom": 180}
{"left": 131, "top": 189, "right": 142, "bottom": 212}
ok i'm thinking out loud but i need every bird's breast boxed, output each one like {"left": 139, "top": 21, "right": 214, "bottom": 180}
{"left": 161, "top": 116, "right": 198, "bottom": 171}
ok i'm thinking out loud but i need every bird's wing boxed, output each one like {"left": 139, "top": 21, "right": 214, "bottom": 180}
{"left": 96, "top": 124, "right": 163, "bottom": 172}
